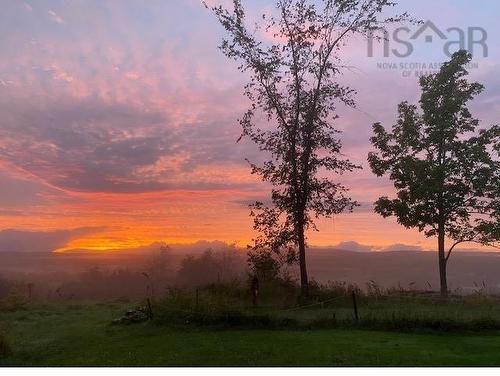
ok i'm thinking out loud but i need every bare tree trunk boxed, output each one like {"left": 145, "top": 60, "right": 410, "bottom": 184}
{"left": 438, "top": 223, "right": 448, "bottom": 297}
{"left": 297, "top": 222, "right": 309, "bottom": 297}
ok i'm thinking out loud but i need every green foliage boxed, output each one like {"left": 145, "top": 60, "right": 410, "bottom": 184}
{"left": 369, "top": 50, "right": 499, "bottom": 296}
{"left": 369, "top": 50, "right": 499, "bottom": 248}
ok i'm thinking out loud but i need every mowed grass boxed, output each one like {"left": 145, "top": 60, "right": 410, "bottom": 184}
{"left": 1, "top": 302, "right": 500, "bottom": 366}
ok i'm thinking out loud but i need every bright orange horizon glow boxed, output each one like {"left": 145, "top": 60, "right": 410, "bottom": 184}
{"left": 0, "top": 1, "right": 498, "bottom": 255}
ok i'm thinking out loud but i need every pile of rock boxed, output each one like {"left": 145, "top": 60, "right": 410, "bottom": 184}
{"left": 112, "top": 306, "right": 150, "bottom": 324}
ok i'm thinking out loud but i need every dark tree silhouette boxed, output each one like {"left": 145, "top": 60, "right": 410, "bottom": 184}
{"left": 369, "top": 50, "right": 500, "bottom": 297}
{"left": 207, "top": 0, "right": 410, "bottom": 295}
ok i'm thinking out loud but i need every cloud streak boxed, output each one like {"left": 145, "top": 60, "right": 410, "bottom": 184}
{"left": 0, "top": 0, "right": 498, "bottom": 251}
{"left": 0, "top": 227, "right": 106, "bottom": 253}
{"left": 329, "top": 241, "right": 425, "bottom": 252}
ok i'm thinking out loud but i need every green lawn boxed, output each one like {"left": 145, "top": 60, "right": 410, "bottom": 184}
{"left": 1, "top": 302, "right": 500, "bottom": 366}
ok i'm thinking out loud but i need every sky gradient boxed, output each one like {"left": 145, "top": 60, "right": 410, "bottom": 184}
{"left": 0, "top": 0, "right": 499, "bottom": 253}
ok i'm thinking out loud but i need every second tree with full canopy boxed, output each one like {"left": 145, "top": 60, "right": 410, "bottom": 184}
{"left": 369, "top": 50, "right": 500, "bottom": 297}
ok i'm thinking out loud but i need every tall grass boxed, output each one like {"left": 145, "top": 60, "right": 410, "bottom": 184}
{"left": 151, "top": 278, "right": 500, "bottom": 332}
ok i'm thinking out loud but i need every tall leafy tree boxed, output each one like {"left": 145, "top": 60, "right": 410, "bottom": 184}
{"left": 207, "top": 0, "right": 409, "bottom": 294}
{"left": 369, "top": 50, "right": 500, "bottom": 296}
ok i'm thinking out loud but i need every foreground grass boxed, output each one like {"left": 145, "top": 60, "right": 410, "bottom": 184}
{"left": 1, "top": 302, "right": 500, "bottom": 366}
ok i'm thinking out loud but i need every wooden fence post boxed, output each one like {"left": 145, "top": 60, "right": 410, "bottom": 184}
{"left": 352, "top": 291, "right": 359, "bottom": 322}
{"left": 146, "top": 297, "right": 153, "bottom": 320}
{"left": 195, "top": 288, "right": 199, "bottom": 311}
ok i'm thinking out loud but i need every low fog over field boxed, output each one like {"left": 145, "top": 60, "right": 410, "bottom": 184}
{"left": 1, "top": 242, "right": 500, "bottom": 301}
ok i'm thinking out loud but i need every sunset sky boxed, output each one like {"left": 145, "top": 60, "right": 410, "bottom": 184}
{"left": 0, "top": 0, "right": 499, "bottom": 253}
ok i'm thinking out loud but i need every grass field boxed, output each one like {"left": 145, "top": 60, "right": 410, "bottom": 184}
{"left": 2, "top": 302, "right": 500, "bottom": 366}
